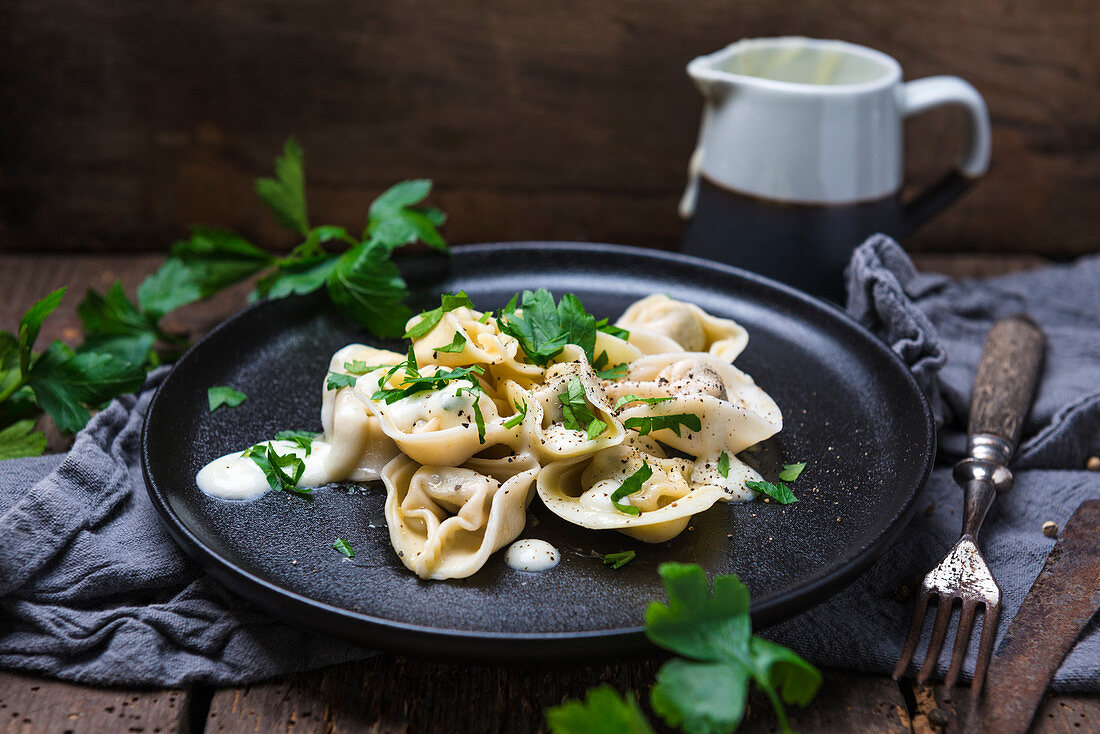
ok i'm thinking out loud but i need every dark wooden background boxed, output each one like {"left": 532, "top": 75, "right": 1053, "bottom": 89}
{"left": 2, "top": 0, "right": 1098, "bottom": 256}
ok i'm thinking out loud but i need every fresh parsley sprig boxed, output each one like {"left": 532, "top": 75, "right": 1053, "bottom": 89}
{"left": 545, "top": 564, "right": 822, "bottom": 734}
{"left": 0, "top": 288, "right": 146, "bottom": 445}
{"left": 499, "top": 289, "right": 597, "bottom": 366}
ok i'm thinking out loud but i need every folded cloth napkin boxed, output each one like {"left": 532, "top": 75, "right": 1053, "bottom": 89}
{"left": 1, "top": 235, "right": 1098, "bottom": 689}
{"left": 763, "top": 235, "right": 1100, "bottom": 692}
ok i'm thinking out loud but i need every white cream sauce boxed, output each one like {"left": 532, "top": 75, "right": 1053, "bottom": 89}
{"left": 196, "top": 439, "right": 337, "bottom": 500}
{"left": 504, "top": 539, "right": 560, "bottom": 572}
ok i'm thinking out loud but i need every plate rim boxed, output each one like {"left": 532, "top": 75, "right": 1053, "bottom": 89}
{"left": 141, "top": 241, "right": 936, "bottom": 659}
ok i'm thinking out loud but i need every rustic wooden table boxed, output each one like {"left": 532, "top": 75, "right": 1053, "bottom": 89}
{"left": 0, "top": 252, "right": 1096, "bottom": 734}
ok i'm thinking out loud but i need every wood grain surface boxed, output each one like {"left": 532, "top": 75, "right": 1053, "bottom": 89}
{"left": 2, "top": 0, "right": 1099, "bottom": 256}
{"left": 0, "top": 251, "right": 1095, "bottom": 734}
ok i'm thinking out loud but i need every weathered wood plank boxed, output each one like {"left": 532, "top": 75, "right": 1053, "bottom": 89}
{"left": 1, "top": 0, "right": 1098, "bottom": 256}
{"left": 204, "top": 660, "right": 910, "bottom": 734}
{"left": 0, "top": 670, "right": 189, "bottom": 734}
{"left": 909, "top": 682, "right": 1100, "bottom": 734}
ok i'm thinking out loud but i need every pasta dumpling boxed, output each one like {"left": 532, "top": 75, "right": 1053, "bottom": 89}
{"left": 197, "top": 289, "right": 789, "bottom": 581}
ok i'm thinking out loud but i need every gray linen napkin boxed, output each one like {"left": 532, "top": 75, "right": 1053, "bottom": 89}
{"left": 763, "top": 235, "right": 1100, "bottom": 692}
{"left": 0, "top": 372, "right": 366, "bottom": 686}
{"left": 2, "top": 236, "right": 1098, "bottom": 690}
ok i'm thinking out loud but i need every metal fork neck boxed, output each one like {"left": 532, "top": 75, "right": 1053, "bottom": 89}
{"left": 960, "top": 477, "right": 997, "bottom": 539}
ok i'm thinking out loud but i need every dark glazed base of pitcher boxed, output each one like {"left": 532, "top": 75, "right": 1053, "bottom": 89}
{"left": 681, "top": 178, "right": 905, "bottom": 304}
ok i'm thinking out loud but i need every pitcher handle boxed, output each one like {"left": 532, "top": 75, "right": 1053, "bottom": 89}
{"left": 900, "top": 76, "right": 991, "bottom": 233}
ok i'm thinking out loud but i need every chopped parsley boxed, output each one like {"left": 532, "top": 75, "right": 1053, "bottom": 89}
{"left": 623, "top": 413, "right": 701, "bottom": 437}
{"left": 434, "top": 332, "right": 467, "bottom": 353}
{"left": 595, "top": 318, "right": 630, "bottom": 341}
{"left": 499, "top": 289, "right": 597, "bottom": 365}
{"left": 403, "top": 291, "right": 475, "bottom": 339}
{"left": 343, "top": 360, "right": 394, "bottom": 375}
{"left": 333, "top": 537, "right": 355, "bottom": 558}
{"left": 478, "top": 311, "right": 492, "bottom": 324}
{"left": 243, "top": 442, "right": 312, "bottom": 496}
{"left": 326, "top": 372, "right": 358, "bottom": 390}
{"left": 274, "top": 430, "right": 319, "bottom": 456}
{"left": 778, "top": 462, "right": 807, "bottom": 482}
{"left": 370, "top": 363, "right": 485, "bottom": 404}
{"left": 207, "top": 386, "right": 247, "bottom": 412}
{"left": 603, "top": 550, "right": 636, "bottom": 569}
{"left": 558, "top": 377, "right": 604, "bottom": 439}
{"left": 745, "top": 479, "right": 798, "bottom": 504}
{"left": 613, "top": 394, "right": 673, "bottom": 411}
{"left": 611, "top": 462, "right": 652, "bottom": 516}
{"left": 502, "top": 399, "right": 528, "bottom": 429}
{"left": 593, "top": 350, "right": 629, "bottom": 380}
{"left": 455, "top": 385, "right": 487, "bottom": 444}
{"left": 717, "top": 451, "right": 731, "bottom": 478}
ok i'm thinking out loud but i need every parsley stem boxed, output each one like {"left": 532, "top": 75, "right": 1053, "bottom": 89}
{"left": 0, "top": 375, "right": 27, "bottom": 404}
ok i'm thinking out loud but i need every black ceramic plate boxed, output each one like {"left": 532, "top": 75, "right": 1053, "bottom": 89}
{"left": 142, "top": 242, "right": 934, "bottom": 661}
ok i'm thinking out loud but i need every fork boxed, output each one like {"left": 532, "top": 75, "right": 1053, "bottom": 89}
{"left": 893, "top": 315, "right": 1044, "bottom": 698}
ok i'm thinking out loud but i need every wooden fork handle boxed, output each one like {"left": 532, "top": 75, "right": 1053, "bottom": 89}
{"left": 968, "top": 316, "right": 1045, "bottom": 461}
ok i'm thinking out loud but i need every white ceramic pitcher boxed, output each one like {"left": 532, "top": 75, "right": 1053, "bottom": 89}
{"left": 679, "top": 37, "right": 991, "bottom": 300}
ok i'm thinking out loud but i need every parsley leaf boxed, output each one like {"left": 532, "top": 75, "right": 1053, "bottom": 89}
{"left": 274, "top": 430, "right": 319, "bottom": 456}
{"left": 613, "top": 394, "right": 673, "bottom": 411}
{"left": 243, "top": 442, "right": 312, "bottom": 496}
{"left": 502, "top": 399, "right": 527, "bottom": 429}
{"left": 545, "top": 685, "right": 655, "bottom": 734}
{"left": 333, "top": 537, "right": 355, "bottom": 558}
{"left": 745, "top": 480, "right": 798, "bottom": 504}
{"left": 611, "top": 462, "right": 652, "bottom": 516}
{"left": 434, "top": 332, "right": 467, "bottom": 353}
{"left": 326, "top": 240, "right": 412, "bottom": 338}
{"left": 18, "top": 288, "right": 65, "bottom": 375}
{"left": 256, "top": 137, "right": 309, "bottom": 236}
{"left": 169, "top": 228, "right": 275, "bottom": 296}
{"left": 717, "top": 451, "right": 731, "bottom": 479}
{"left": 499, "top": 289, "right": 597, "bottom": 366}
{"left": 585, "top": 418, "right": 607, "bottom": 441}
{"left": 404, "top": 291, "right": 475, "bottom": 339}
{"left": 326, "top": 372, "right": 359, "bottom": 390}
{"left": 366, "top": 179, "right": 448, "bottom": 253}
{"left": 603, "top": 550, "right": 636, "bottom": 570}
{"left": 208, "top": 386, "right": 247, "bottom": 412}
{"left": 77, "top": 283, "right": 159, "bottom": 367}
{"left": 369, "top": 350, "right": 485, "bottom": 404}
{"left": 623, "top": 413, "right": 701, "bottom": 437}
{"left": 593, "top": 350, "right": 629, "bottom": 380}
{"left": 646, "top": 563, "right": 821, "bottom": 734}
{"left": 26, "top": 342, "right": 145, "bottom": 434}
{"left": 343, "top": 361, "right": 394, "bottom": 375}
{"left": 778, "top": 462, "right": 807, "bottom": 482}
{"left": 557, "top": 377, "right": 603, "bottom": 438}
{"left": 595, "top": 318, "right": 630, "bottom": 341}
{"left": 135, "top": 258, "right": 205, "bottom": 323}
{"left": 0, "top": 419, "right": 47, "bottom": 460}
{"left": 252, "top": 254, "right": 339, "bottom": 301}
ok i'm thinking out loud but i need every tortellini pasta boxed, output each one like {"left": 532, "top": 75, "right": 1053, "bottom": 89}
{"left": 198, "top": 291, "right": 784, "bottom": 581}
